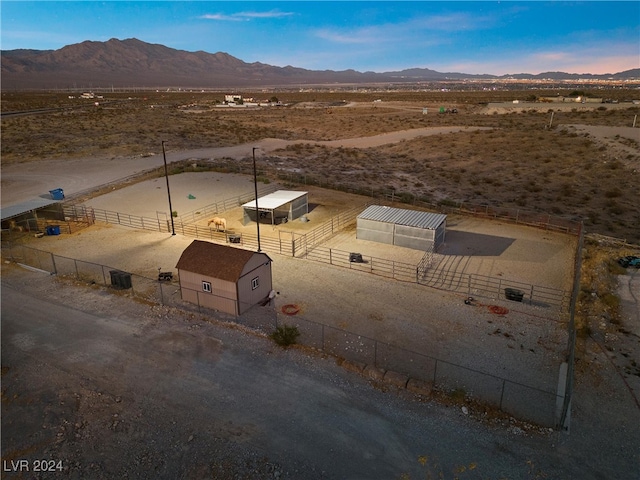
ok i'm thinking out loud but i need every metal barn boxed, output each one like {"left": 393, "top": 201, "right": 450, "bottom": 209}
{"left": 242, "top": 190, "right": 308, "bottom": 225}
{"left": 357, "top": 205, "right": 446, "bottom": 251}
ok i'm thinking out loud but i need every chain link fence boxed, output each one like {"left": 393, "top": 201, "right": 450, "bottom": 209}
{"left": 3, "top": 242, "right": 561, "bottom": 426}
{"left": 277, "top": 312, "right": 560, "bottom": 427}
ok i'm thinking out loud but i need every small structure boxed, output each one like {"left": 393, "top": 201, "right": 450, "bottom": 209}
{"left": 224, "top": 94, "right": 242, "bottom": 103}
{"left": 1, "top": 198, "right": 65, "bottom": 232}
{"left": 357, "top": 205, "right": 446, "bottom": 252}
{"left": 242, "top": 190, "right": 308, "bottom": 225}
{"left": 175, "top": 240, "right": 273, "bottom": 316}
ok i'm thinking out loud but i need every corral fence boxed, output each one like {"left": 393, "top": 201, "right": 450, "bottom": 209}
{"left": 58, "top": 197, "right": 570, "bottom": 311}
{"left": 176, "top": 183, "right": 279, "bottom": 224}
{"left": 301, "top": 244, "right": 569, "bottom": 310}
{"left": 2, "top": 242, "right": 561, "bottom": 427}
{"left": 418, "top": 263, "right": 571, "bottom": 310}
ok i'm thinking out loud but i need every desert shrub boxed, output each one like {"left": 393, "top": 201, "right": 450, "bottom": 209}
{"left": 604, "top": 187, "right": 621, "bottom": 198}
{"left": 270, "top": 325, "right": 300, "bottom": 348}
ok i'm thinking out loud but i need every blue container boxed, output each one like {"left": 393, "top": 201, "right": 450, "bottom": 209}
{"left": 49, "top": 188, "right": 65, "bottom": 200}
{"left": 46, "top": 225, "right": 61, "bottom": 235}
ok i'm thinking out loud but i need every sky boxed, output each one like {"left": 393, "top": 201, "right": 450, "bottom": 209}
{"left": 1, "top": 1, "right": 639, "bottom": 75}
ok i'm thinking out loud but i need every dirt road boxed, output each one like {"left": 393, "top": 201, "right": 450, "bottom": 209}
{"left": 0, "top": 126, "right": 487, "bottom": 207}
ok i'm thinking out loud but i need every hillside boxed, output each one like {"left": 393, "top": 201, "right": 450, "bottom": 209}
{"left": 2, "top": 38, "right": 638, "bottom": 90}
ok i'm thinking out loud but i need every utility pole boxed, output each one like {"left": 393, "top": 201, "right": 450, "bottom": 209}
{"left": 162, "top": 141, "right": 176, "bottom": 235}
{"left": 253, "top": 147, "right": 261, "bottom": 252}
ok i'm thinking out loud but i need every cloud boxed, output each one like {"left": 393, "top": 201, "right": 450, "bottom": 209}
{"left": 314, "top": 27, "right": 380, "bottom": 45}
{"left": 412, "top": 12, "right": 493, "bottom": 32}
{"left": 312, "top": 10, "right": 495, "bottom": 49}
{"left": 199, "top": 10, "right": 294, "bottom": 22}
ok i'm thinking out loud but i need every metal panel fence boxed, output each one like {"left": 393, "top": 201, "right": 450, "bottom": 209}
{"left": 305, "top": 246, "right": 419, "bottom": 283}
{"left": 177, "top": 183, "right": 279, "bottom": 224}
{"left": 63, "top": 181, "right": 572, "bottom": 311}
{"left": 60, "top": 202, "right": 573, "bottom": 311}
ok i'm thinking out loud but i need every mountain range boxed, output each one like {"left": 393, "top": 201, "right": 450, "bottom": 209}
{"left": 2, "top": 38, "right": 639, "bottom": 90}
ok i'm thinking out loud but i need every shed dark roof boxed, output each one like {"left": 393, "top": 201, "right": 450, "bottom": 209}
{"left": 176, "top": 240, "right": 269, "bottom": 282}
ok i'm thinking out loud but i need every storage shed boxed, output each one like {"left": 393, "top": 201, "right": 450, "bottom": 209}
{"left": 242, "top": 190, "right": 308, "bottom": 225}
{"left": 175, "top": 240, "right": 273, "bottom": 316}
{"left": 357, "top": 205, "right": 446, "bottom": 251}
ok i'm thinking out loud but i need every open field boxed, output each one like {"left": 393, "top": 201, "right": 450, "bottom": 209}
{"left": 2, "top": 90, "right": 639, "bottom": 242}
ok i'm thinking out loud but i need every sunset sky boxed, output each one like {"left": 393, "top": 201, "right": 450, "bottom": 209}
{"left": 1, "top": 1, "right": 638, "bottom": 75}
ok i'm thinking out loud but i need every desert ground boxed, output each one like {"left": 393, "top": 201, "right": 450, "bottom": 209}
{"left": 2, "top": 90, "right": 640, "bottom": 478}
{"left": 2, "top": 90, "right": 639, "bottom": 241}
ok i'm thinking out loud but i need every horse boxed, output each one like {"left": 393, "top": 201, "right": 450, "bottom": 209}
{"left": 207, "top": 217, "right": 227, "bottom": 232}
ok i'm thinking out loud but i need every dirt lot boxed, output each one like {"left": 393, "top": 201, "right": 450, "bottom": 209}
{"left": 73, "top": 171, "right": 576, "bottom": 292}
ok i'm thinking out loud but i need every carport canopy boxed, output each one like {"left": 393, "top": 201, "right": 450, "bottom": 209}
{"left": 1, "top": 198, "right": 59, "bottom": 222}
{"left": 242, "top": 190, "right": 308, "bottom": 225}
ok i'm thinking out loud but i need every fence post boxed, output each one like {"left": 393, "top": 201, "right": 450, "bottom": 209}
{"left": 74, "top": 259, "right": 79, "bottom": 279}
{"left": 433, "top": 359, "right": 438, "bottom": 385}
{"left": 374, "top": 340, "right": 378, "bottom": 367}
{"left": 51, "top": 252, "right": 58, "bottom": 275}
{"left": 329, "top": 249, "right": 332, "bottom": 265}
{"left": 530, "top": 285, "right": 534, "bottom": 305}
{"left": 500, "top": 379, "right": 506, "bottom": 409}
{"left": 101, "top": 265, "right": 106, "bottom": 285}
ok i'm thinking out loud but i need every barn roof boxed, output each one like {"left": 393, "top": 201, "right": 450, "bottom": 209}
{"left": 242, "top": 190, "right": 308, "bottom": 210}
{"left": 1, "top": 198, "right": 59, "bottom": 221}
{"left": 176, "top": 240, "right": 270, "bottom": 282}
{"left": 358, "top": 205, "right": 446, "bottom": 230}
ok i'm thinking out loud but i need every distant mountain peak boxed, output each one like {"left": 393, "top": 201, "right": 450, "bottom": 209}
{"left": 1, "top": 38, "right": 638, "bottom": 90}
